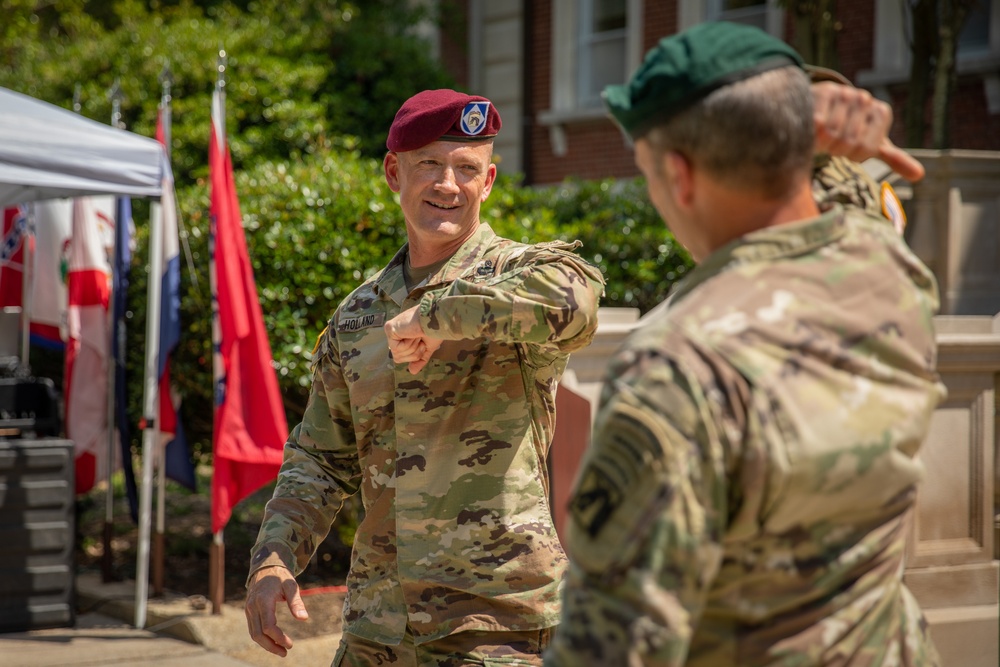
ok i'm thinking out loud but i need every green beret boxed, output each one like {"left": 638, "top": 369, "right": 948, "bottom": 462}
{"left": 603, "top": 21, "right": 805, "bottom": 140}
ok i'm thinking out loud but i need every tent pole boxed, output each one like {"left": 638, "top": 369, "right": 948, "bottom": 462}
{"left": 153, "top": 442, "right": 165, "bottom": 596}
{"left": 134, "top": 196, "right": 164, "bottom": 628}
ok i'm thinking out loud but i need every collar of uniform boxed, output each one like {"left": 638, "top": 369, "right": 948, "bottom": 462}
{"left": 373, "top": 245, "right": 411, "bottom": 305}
{"left": 422, "top": 222, "right": 498, "bottom": 290}
{"left": 670, "top": 205, "right": 846, "bottom": 306}
{"left": 372, "top": 222, "right": 499, "bottom": 304}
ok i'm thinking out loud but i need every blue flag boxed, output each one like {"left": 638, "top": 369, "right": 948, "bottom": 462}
{"left": 156, "top": 110, "right": 196, "bottom": 491}
{"left": 113, "top": 197, "right": 139, "bottom": 522}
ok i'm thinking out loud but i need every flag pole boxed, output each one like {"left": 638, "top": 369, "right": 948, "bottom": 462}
{"left": 19, "top": 206, "right": 33, "bottom": 374}
{"left": 209, "top": 46, "right": 228, "bottom": 616}
{"left": 134, "top": 113, "right": 167, "bottom": 632}
{"left": 152, "top": 65, "right": 173, "bottom": 598}
{"left": 103, "top": 79, "right": 123, "bottom": 583}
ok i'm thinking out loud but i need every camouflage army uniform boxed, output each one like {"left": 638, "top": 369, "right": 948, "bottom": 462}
{"left": 249, "top": 222, "right": 604, "bottom": 647}
{"left": 545, "top": 202, "right": 946, "bottom": 666}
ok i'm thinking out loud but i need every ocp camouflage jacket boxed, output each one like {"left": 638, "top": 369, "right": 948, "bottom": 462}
{"left": 250, "top": 222, "right": 604, "bottom": 646}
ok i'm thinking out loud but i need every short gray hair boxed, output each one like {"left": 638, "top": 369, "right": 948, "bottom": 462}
{"left": 644, "top": 66, "right": 814, "bottom": 198}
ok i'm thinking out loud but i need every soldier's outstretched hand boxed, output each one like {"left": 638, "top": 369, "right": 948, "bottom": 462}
{"left": 812, "top": 81, "right": 925, "bottom": 183}
{"left": 245, "top": 565, "right": 309, "bottom": 657}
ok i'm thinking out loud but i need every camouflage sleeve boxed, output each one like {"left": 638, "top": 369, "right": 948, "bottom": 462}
{"left": 417, "top": 243, "right": 605, "bottom": 354}
{"left": 545, "top": 351, "right": 727, "bottom": 667}
{"left": 247, "top": 323, "right": 362, "bottom": 584}
{"left": 812, "top": 155, "right": 884, "bottom": 219}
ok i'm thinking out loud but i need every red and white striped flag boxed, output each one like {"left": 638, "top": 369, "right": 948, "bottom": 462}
{"left": 65, "top": 196, "right": 113, "bottom": 495}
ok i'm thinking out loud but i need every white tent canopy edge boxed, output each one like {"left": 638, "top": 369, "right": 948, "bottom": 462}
{"left": 0, "top": 85, "right": 168, "bottom": 629}
{"left": 0, "top": 86, "right": 166, "bottom": 206}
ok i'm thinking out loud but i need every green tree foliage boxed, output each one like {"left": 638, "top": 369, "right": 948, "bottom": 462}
{"left": 0, "top": 0, "right": 453, "bottom": 179}
{"left": 0, "top": 1, "right": 692, "bottom": 459}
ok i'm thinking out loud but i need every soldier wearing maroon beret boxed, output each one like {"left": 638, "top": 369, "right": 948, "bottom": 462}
{"left": 245, "top": 88, "right": 605, "bottom": 666}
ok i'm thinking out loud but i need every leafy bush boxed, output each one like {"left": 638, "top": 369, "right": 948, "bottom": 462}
{"left": 484, "top": 175, "right": 692, "bottom": 314}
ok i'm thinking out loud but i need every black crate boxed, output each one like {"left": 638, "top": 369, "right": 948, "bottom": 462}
{"left": 0, "top": 439, "right": 75, "bottom": 632}
{"left": 0, "top": 377, "right": 61, "bottom": 439}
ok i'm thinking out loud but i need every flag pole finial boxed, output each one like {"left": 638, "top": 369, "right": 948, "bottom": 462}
{"left": 217, "top": 47, "right": 228, "bottom": 91}
{"left": 108, "top": 78, "right": 124, "bottom": 130}
{"left": 159, "top": 63, "right": 174, "bottom": 105}
{"left": 159, "top": 64, "right": 173, "bottom": 161}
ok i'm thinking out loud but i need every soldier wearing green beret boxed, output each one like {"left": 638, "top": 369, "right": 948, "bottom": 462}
{"left": 545, "top": 22, "right": 945, "bottom": 667}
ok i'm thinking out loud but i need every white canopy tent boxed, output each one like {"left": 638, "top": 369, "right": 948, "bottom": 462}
{"left": 0, "top": 85, "right": 169, "bottom": 628}
{"left": 0, "top": 86, "right": 167, "bottom": 206}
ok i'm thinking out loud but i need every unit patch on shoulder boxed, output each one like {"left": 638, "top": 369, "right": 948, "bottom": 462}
{"left": 881, "top": 182, "right": 907, "bottom": 235}
{"left": 336, "top": 312, "right": 386, "bottom": 333}
{"left": 570, "top": 465, "right": 623, "bottom": 538}
{"left": 312, "top": 325, "right": 329, "bottom": 355}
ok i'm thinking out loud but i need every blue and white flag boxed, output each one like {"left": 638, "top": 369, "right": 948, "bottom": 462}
{"left": 156, "top": 110, "right": 196, "bottom": 491}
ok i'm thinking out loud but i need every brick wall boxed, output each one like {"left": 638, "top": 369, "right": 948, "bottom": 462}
{"left": 438, "top": 0, "right": 469, "bottom": 89}
{"left": 525, "top": 1, "right": 673, "bottom": 184}
{"left": 510, "top": 0, "right": 998, "bottom": 184}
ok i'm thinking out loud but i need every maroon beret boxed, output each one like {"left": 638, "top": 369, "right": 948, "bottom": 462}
{"left": 386, "top": 89, "right": 502, "bottom": 152}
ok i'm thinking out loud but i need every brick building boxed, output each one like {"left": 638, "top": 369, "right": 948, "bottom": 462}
{"left": 433, "top": 0, "right": 1000, "bottom": 185}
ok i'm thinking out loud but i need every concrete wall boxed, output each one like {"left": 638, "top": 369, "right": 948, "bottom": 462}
{"left": 883, "top": 150, "right": 1000, "bottom": 317}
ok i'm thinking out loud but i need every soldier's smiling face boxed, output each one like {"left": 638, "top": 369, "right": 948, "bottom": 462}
{"left": 384, "top": 140, "right": 497, "bottom": 256}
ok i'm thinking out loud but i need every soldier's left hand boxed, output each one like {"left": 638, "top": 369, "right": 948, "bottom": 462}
{"left": 812, "top": 81, "right": 925, "bottom": 182}
{"left": 385, "top": 306, "right": 444, "bottom": 374}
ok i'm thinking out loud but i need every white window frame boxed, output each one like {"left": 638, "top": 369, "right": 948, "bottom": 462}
{"left": 578, "top": 1, "right": 630, "bottom": 108}
{"left": 678, "top": 0, "right": 784, "bottom": 35}
{"left": 856, "top": 0, "right": 1000, "bottom": 114}
{"left": 539, "top": 0, "right": 643, "bottom": 155}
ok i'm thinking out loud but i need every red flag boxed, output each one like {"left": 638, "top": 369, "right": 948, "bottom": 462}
{"left": 209, "top": 89, "right": 287, "bottom": 534}
{"left": 65, "top": 197, "right": 113, "bottom": 494}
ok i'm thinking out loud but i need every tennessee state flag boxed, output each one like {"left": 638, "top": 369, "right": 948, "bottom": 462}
{"left": 209, "top": 87, "right": 287, "bottom": 534}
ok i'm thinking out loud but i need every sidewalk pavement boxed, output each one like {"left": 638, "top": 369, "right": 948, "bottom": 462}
{"left": 0, "top": 572, "right": 344, "bottom": 667}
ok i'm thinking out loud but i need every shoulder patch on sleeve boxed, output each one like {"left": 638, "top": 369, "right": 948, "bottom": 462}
{"left": 312, "top": 325, "right": 329, "bottom": 356}
{"left": 881, "top": 182, "right": 907, "bottom": 235}
{"left": 570, "top": 401, "right": 670, "bottom": 540}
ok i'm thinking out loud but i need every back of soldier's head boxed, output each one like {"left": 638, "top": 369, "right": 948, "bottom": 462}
{"left": 604, "top": 22, "right": 814, "bottom": 198}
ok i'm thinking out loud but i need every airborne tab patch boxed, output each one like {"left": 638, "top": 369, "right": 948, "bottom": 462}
{"left": 336, "top": 312, "right": 386, "bottom": 333}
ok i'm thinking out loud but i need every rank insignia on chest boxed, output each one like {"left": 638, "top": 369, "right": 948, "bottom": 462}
{"left": 336, "top": 312, "right": 386, "bottom": 333}
{"left": 476, "top": 259, "right": 494, "bottom": 277}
